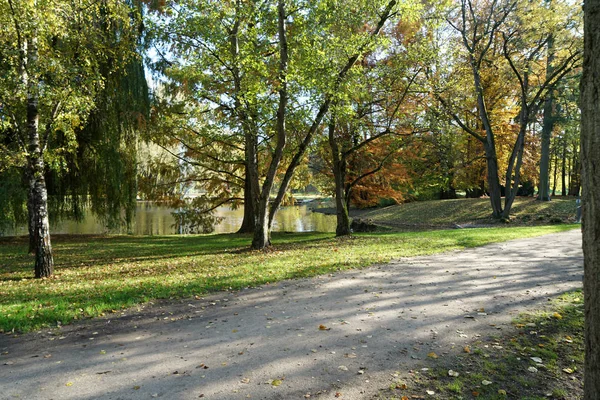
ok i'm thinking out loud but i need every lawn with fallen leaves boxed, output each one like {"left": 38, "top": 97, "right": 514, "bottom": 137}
{"left": 0, "top": 225, "right": 577, "bottom": 333}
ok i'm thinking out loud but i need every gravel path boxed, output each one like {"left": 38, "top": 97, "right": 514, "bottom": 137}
{"left": 0, "top": 229, "right": 583, "bottom": 400}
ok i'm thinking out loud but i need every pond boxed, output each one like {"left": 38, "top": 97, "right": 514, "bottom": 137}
{"left": 1, "top": 202, "right": 337, "bottom": 236}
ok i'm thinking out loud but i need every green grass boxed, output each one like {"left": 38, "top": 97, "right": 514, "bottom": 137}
{"left": 0, "top": 225, "right": 577, "bottom": 333}
{"left": 357, "top": 197, "right": 578, "bottom": 228}
{"left": 379, "top": 289, "right": 584, "bottom": 399}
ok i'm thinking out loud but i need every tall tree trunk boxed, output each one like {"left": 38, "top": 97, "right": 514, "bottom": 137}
{"left": 552, "top": 143, "right": 558, "bottom": 196}
{"left": 503, "top": 118, "right": 527, "bottom": 219}
{"left": 538, "top": 36, "right": 555, "bottom": 201}
{"left": 472, "top": 59, "right": 503, "bottom": 218}
{"left": 328, "top": 118, "right": 351, "bottom": 236}
{"left": 26, "top": 37, "right": 54, "bottom": 278}
{"left": 580, "top": 1, "right": 600, "bottom": 396}
{"left": 230, "top": 4, "right": 258, "bottom": 235}
{"left": 561, "top": 138, "right": 567, "bottom": 196}
{"left": 252, "top": 0, "right": 288, "bottom": 249}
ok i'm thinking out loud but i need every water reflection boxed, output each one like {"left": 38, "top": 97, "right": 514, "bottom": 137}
{"left": 2, "top": 203, "right": 336, "bottom": 236}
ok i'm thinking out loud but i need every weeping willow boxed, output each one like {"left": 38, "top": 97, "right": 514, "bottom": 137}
{"left": 47, "top": 58, "right": 150, "bottom": 230}
{"left": 45, "top": 1, "right": 150, "bottom": 232}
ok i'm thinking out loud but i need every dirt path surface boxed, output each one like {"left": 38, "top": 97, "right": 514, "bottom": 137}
{"left": 0, "top": 230, "right": 583, "bottom": 400}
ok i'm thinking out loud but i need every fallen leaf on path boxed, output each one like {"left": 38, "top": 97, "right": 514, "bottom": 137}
{"left": 553, "top": 312, "right": 563, "bottom": 320}
{"left": 241, "top": 378, "right": 250, "bottom": 384}
{"left": 396, "top": 383, "right": 408, "bottom": 389}
{"left": 563, "top": 368, "right": 574, "bottom": 374}
{"left": 271, "top": 379, "right": 283, "bottom": 387}
{"left": 530, "top": 357, "right": 543, "bottom": 363}
{"left": 319, "top": 325, "right": 331, "bottom": 331}
{"left": 463, "top": 346, "right": 471, "bottom": 353}
{"left": 427, "top": 352, "right": 438, "bottom": 359}
{"left": 335, "top": 392, "right": 342, "bottom": 398}
{"left": 338, "top": 365, "right": 349, "bottom": 371}
{"left": 528, "top": 367, "right": 538, "bottom": 373}
{"left": 482, "top": 380, "right": 492, "bottom": 386}
{"left": 426, "top": 390, "right": 435, "bottom": 395}
{"left": 133, "top": 386, "right": 140, "bottom": 390}
{"left": 65, "top": 382, "right": 73, "bottom": 387}
{"left": 498, "top": 389, "right": 507, "bottom": 395}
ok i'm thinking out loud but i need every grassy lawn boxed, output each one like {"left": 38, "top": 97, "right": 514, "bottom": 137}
{"left": 379, "top": 290, "right": 584, "bottom": 399}
{"left": 356, "top": 197, "right": 578, "bottom": 228}
{"left": 0, "top": 225, "right": 577, "bottom": 333}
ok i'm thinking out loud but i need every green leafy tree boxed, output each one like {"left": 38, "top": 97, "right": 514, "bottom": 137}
{"left": 0, "top": 0, "right": 146, "bottom": 277}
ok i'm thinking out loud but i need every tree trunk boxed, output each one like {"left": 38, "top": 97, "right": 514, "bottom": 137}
{"left": 26, "top": 37, "right": 54, "bottom": 278}
{"left": 328, "top": 118, "right": 351, "bottom": 236}
{"left": 27, "top": 178, "right": 36, "bottom": 253}
{"left": 251, "top": 198, "right": 271, "bottom": 249}
{"left": 552, "top": 144, "right": 558, "bottom": 196}
{"left": 503, "top": 122, "right": 527, "bottom": 219}
{"left": 252, "top": 0, "right": 288, "bottom": 250}
{"left": 470, "top": 56, "right": 503, "bottom": 218}
{"left": 538, "top": 35, "right": 555, "bottom": 201}
{"left": 483, "top": 144, "right": 503, "bottom": 218}
{"left": 237, "top": 164, "right": 257, "bottom": 234}
{"left": 580, "top": 1, "right": 600, "bottom": 396}
{"left": 561, "top": 138, "right": 567, "bottom": 196}
{"left": 231, "top": 3, "right": 257, "bottom": 235}
{"left": 569, "top": 142, "right": 581, "bottom": 196}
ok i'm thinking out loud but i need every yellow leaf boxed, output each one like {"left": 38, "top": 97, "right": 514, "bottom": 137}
{"left": 65, "top": 382, "right": 73, "bottom": 387}
{"left": 553, "top": 312, "right": 563, "bottom": 320}
{"left": 133, "top": 386, "right": 140, "bottom": 390}
{"left": 397, "top": 383, "right": 408, "bottom": 390}
{"left": 464, "top": 346, "right": 471, "bottom": 353}
{"left": 271, "top": 379, "right": 282, "bottom": 387}
{"left": 319, "top": 324, "right": 330, "bottom": 331}
{"left": 427, "top": 352, "right": 438, "bottom": 359}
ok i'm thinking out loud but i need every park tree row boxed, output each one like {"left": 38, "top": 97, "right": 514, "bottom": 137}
{"left": 143, "top": 0, "right": 582, "bottom": 246}
{"left": 0, "top": 0, "right": 583, "bottom": 273}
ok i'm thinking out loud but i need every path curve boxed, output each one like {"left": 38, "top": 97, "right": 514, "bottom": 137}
{"left": 0, "top": 230, "right": 583, "bottom": 399}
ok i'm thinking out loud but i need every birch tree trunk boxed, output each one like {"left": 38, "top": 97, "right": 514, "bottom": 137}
{"left": 26, "top": 37, "right": 54, "bottom": 278}
{"left": 581, "top": 0, "right": 600, "bottom": 396}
